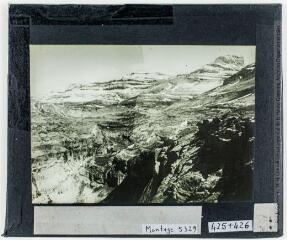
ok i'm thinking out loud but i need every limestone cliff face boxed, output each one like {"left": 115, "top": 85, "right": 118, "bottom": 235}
{"left": 193, "top": 116, "right": 254, "bottom": 201}
{"left": 101, "top": 115, "right": 254, "bottom": 204}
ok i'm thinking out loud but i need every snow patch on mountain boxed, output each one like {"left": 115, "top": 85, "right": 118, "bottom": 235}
{"left": 122, "top": 72, "right": 172, "bottom": 81}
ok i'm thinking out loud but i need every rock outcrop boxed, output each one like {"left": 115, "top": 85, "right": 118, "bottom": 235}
{"left": 194, "top": 116, "right": 254, "bottom": 201}
{"left": 99, "top": 114, "right": 254, "bottom": 203}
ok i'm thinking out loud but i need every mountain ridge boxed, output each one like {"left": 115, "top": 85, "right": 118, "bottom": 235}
{"left": 36, "top": 55, "right": 247, "bottom": 106}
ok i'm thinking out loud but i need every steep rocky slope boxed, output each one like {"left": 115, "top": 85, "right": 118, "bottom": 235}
{"left": 31, "top": 55, "right": 255, "bottom": 204}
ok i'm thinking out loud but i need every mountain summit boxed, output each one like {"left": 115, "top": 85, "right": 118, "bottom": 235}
{"left": 214, "top": 55, "right": 244, "bottom": 67}
{"left": 184, "top": 55, "right": 245, "bottom": 82}
{"left": 165, "top": 55, "right": 245, "bottom": 96}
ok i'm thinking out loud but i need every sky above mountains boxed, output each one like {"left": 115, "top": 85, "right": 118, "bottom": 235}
{"left": 30, "top": 45, "right": 255, "bottom": 98}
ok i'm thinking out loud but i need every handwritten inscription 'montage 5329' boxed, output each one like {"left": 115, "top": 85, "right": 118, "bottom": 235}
{"left": 142, "top": 224, "right": 199, "bottom": 235}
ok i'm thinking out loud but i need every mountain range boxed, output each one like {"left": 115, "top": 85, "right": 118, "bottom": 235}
{"left": 31, "top": 55, "right": 255, "bottom": 204}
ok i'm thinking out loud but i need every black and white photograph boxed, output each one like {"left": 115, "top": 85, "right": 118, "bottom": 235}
{"left": 31, "top": 45, "right": 256, "bottom": 204}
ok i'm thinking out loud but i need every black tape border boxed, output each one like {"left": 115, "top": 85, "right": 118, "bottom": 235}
{"left": 4, "top": 4, "right": 283, "bottom": 238}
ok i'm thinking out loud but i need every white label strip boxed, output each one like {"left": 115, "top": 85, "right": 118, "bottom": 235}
{"left": 34, "top": 206, "right": 202, "bottom": 235}
{"left": 208, "top": 220, "right": 253, "bottom": 233}
{"left": 142, "top": 224, "right": 199, "bottom": 235}
{"left": 254, "top": 203, "right": 278, "bottom": 232}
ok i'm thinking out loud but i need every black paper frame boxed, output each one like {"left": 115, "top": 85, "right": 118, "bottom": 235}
{"left": 5, "top": 4, "right": 283, "bottom": 237}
